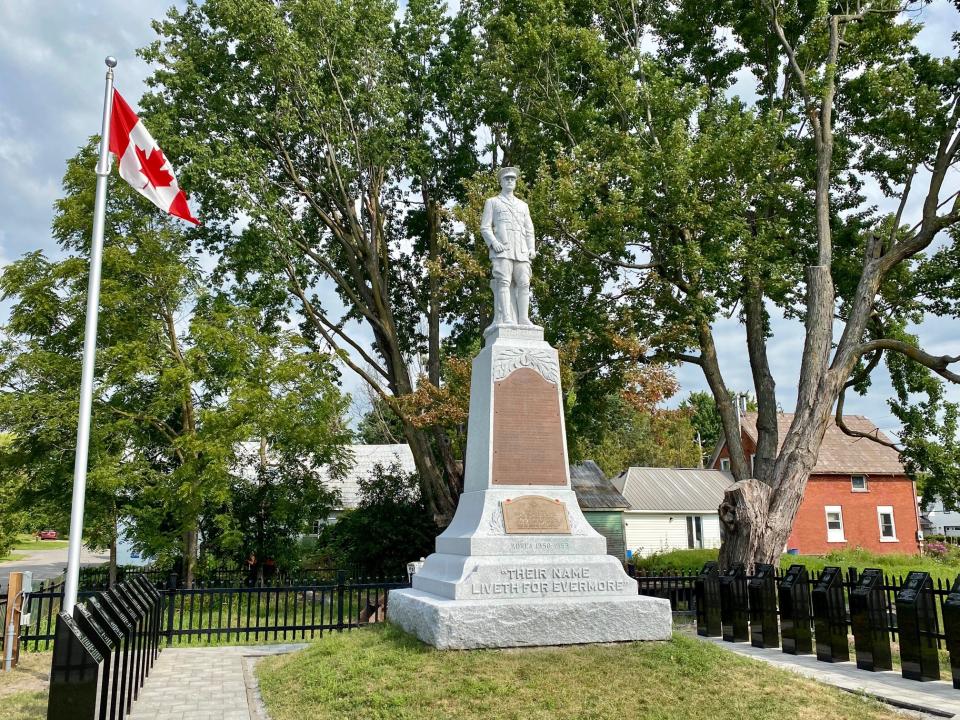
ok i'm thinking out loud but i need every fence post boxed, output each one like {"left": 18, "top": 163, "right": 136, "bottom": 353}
{"left": 336, "top": 571, "right": 346, "bottom": 632}
{"left": 165, "top": 573, "right": 177, "bottom": 647}
{"left": 2, "top": 572, "right": 25, "bottom": 670}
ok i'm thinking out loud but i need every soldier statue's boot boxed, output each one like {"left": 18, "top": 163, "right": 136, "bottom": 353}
{"left": 514, "top": 287, "right": 532, "bottom": 325}
{"left": 493, "top": 280, "right": 514, "bottom": 325}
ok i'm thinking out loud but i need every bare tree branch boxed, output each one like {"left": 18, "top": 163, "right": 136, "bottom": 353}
{"left": 858, "top": 338, "right": 960, "bottom": 383}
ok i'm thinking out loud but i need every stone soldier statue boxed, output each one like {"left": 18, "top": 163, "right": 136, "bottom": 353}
{"left": 480, "top": 166, "right": 537, "bottom": 326}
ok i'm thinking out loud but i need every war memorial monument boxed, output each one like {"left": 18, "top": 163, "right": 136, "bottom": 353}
{"left": 388, "top": 167, "right": 672, "bottom": 649}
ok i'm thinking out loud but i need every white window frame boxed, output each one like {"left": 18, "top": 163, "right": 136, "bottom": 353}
{"left": 851, "top": 474, "right": 868, "bottom": 492}
{"left": 720, "top": 458, "right": 731, "bottom": 472}
{"left": 877, "top": 506, "right": 898, "bottom": 542}
{"left": 825, "top": 506, "right": 845, "bottom": 543}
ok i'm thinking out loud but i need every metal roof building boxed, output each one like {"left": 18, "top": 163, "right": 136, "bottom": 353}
{"left": 570, "top": 460, "right": 630, "bottom": 510}
{"left": 612, "top": 467, "right": 733, "bottom": 513}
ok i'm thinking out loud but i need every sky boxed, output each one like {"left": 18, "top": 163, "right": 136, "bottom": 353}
{"left": 0, "top": 0, "right": 957, "bottom": 441}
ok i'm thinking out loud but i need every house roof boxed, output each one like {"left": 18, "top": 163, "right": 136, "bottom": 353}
{"left": 319, "top": 444, "right": 417, "bottom": 509}
{"left": 709, "top": 413, "right": 905, "bottom": 475}
{"left": 611, "top": 467, "right": 733, "bottom": 513}
{"left": 570, "top": 461, "right": 630, "bottom": 510}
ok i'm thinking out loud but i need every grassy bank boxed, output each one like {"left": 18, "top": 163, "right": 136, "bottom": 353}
{"left": 257, "top": 625, "right": 901, "bottom": 720}
{"left": 632, "top": 547, "right": 959, "bottom": 579}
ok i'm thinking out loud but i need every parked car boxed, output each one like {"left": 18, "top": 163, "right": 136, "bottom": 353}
{"left": 38, "top": 530, "right": 58, "bottom": 540}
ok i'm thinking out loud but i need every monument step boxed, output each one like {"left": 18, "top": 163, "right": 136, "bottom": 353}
{"left": 388, "top": 589, "right": 672, "bottom": 650}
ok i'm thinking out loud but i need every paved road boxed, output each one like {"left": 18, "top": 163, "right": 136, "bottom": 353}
{"left": 0, "top": 544, "right": 109, "bottom": 591}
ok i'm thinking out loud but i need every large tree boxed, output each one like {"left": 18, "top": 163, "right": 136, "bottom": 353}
{"left": 479, "top": 0, "right": 960, "bottom": 565}
{"left": 140, "top": 0, "right": 483, "bottom": 523}
{"left": 140, "top": 0, "right": 661, "bottom": 525}
{"left": 0, "top": 143, "right": 351, "bottom": 585}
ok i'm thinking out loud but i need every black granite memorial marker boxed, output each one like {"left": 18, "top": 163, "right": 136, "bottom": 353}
{"left": 811, "top": 566, "right": 849, "bottom": 662}
{"left": 86, "top": 597, "right": 127, "bottom": 720}
{"left": 719, "top": 564, "right": 748, "bottom": 643}
{"left": 942, "top": 576, "right": 960, "bottom": 690}
{"left": 114, "top": 584, "right": 147, "bottom": 697}
{"left": 748, "top": 563, "right": 779, "bottom": 649}
{"left": 849, "top": 568, "right": 892, "bottom": 671}
{"left": 73, "top": 605, "right": 117, "bottom": 720}
{"left": 778, "top": 564, "right": 813, "bottom": 655}
{"left": 46, "top": 612, "right": 103, "bottom": 720}
{"left": 132, "top": 576, "right": 161, "bottom": 665}
{"left": 695, "top": 562, "right": 722, "bottom": 637}
{"left": 896, "top": 571, "right": 940, "bottom": 682}
{"left": 122, "top": 579, "right": 152, "bottom": 676}
{"left": 104, "top": 589, "right": 138, "bottom": 714}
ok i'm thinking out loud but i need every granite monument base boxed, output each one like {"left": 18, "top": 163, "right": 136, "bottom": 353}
{"left": 388, "top": 589, "right": 671, "bottom": 650}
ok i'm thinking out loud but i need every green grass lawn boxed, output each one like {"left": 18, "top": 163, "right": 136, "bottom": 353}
{"left": 256, "top": 625, "right": 903, "bottom": 720}
{"left": 632, "top": 547, "right": 960, "bottom": 580}
{"left": 0, "top": 535, "right": 70, "bottom": 563}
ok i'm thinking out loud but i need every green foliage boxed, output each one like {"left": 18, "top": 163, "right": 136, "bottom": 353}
{"left": 313, "top": 462, "right": 437, "bottom": 577}
{"left": 355, "top": 396, "right": 406, "bottom": 445}
{"left": 577, "top": 396, "right": 701, "bottom": 477}
{"left": 0, "top": 142, "right": 351, "bottom": 577}
{"left": 630, "top": 547, "right": 959, "bottom": 580}
{"left": 681, "top": 391, "right": 725, "bottom": 463}
{"left": 630, "top": 548, "right": 720, "bottom": 575}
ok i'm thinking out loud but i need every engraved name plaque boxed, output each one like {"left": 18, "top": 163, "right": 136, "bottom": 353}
{"left": 492, "top": 367, "right": 566, "bottom": 485}
{"left": 502, "top": 496, "right": 570, "bottom": 534}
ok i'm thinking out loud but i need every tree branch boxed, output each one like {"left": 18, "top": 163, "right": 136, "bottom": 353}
{"left": 858, "top": 338, "right": 960, "bottom": 383}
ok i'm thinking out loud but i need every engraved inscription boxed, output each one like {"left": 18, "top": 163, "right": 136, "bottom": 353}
{"left": 469, "top": 566, "right": 627, "bottom": 596}
{"left": 492, "top": 368, "right": 566, "bottom": 485}
{"left": 492, "top": 347, "right": 560, "bottom": 385}
{"left": 502, "top": 496, "right": 570, "bottom": 534}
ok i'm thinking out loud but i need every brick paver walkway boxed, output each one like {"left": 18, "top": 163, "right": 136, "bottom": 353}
{"left": 697, "top": 635, "right": 959, "bottom": 718}
{"left": 128, "top": 644, "right": 307, "bottom": 720}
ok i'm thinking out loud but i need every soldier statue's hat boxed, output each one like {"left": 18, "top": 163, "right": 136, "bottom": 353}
{"left": 497, "top": 166, "right": 519, "bottom": 181}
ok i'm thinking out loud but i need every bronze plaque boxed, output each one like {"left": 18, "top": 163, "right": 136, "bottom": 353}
{"left": 492, "top": 367, "right": 567, "bottom": 485}
{"left": 502, "top": 496, "right": 570, "bottom": 534}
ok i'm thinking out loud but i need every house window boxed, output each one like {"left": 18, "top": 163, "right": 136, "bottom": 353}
{"left": 851, "top": 475, "right": 868, "bottom": 492}
{"left": 686, "top": 516, "right": 704, "bottom": 549}
{"left": 312, "top": 519, "right": 324, "bottom": 535}
{"left": 877, "top": 506, "right": 897, "bottom": 542}
{"left": 720, "top": 458, "right": 731, "bottom": 472}
{"left": 825, "top": 506, "right": 845, "bottom": 543}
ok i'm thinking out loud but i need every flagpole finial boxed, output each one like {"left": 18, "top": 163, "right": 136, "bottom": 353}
{"left": 105, "top": 56, "right": 118, "bottom": 68}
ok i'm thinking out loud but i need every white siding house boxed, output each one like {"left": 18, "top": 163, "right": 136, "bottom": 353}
{"left": 925, "top": 498, "right": 960, "bottom": 537}
{"left": 313, "top": 444, "right": 417, "bottom": 531}
{"left": 611, "top": 468, "right": 733, "bottom": 558}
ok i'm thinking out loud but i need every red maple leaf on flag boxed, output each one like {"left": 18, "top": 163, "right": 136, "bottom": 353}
{"left": 134, "top": 144, "right": 174, "bottom": 189}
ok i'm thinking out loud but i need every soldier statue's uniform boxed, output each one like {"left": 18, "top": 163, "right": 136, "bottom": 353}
{"left": 480, "top": 167, "right": 537, "bottom": 325}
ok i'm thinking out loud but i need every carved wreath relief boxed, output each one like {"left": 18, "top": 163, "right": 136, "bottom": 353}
{"left": 492, "top": 347, "right": 560, "bottom": 385}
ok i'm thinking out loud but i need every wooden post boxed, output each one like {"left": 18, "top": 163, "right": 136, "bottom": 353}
{"left": 3, "top": 572, "right": 24, "bottom": 670}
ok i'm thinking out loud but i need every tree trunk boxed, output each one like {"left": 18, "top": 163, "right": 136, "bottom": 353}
{"left": 403, "top": 422, "right": 458, "bottom": 525}
{"left": 718, "top": 480, "right": 773, "bottom": 571}
{"left": 108, "top": 538, "right": 117, "bottom": 588}
{"left": 719, "top": 393, "right": 836, "bottom": 568}
{"left": 183, "top": 528, "right": 197, "bottom": 589}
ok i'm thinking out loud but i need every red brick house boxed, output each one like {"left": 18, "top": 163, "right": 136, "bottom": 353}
{"left": 709, "top": 413, "right": 921, "bottom": 555}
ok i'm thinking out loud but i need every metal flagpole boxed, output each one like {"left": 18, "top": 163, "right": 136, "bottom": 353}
{"left": 63, "top": 56, "right": 117, "bottom": 615}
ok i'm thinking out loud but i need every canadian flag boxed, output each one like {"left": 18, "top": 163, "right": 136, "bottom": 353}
{"left": 108, "top": 89, "right": 198, "bottom": 224}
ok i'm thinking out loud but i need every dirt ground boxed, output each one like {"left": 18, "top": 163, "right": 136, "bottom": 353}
{"left": 0, "top": 653, "right": 50, "bottom": 698}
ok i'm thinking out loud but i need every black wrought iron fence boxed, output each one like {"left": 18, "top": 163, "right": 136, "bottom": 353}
{"left": 3, "top": 571, "right": 408, "bottom": 653}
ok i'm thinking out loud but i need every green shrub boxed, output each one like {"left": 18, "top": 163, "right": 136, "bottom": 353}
{"left": 630, "top": 548, "right": 719, "bottom": 574}
{"left": 310, "top": 461, "right": 437, "bottom": 578}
